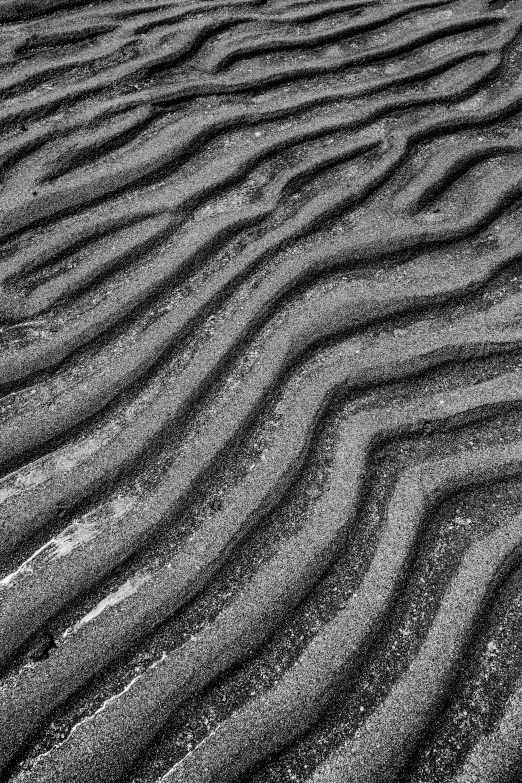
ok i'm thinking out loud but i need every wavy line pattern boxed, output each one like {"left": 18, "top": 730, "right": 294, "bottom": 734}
{"left": 3, "top": 0, "right": 522, "bottom": 782}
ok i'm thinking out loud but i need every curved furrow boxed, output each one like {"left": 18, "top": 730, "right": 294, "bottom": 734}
{"left": 204, "top": 8, "right": 503, "bottom": 73}
{"left": 2, "top": 2, "right": 522, "bottom": 781}
{"left": 311, "top": 522, "right": 522, "bottom": 783}
{"left": 0, "top": 215, "right": 174, "bottom": 318}
{"left": 36, "top": 106, "right": 154, "bottom": 184}
{"left": 0, "top": 204, "right": 265, "bottom": 385}
{"left": 153, "top": 22, "right": 509, "bottom": 110}
{"left": 453, "top": 686, "right": 522, "bottom": 782}
{"left": 0, "top": 102, "right": 154, "bottom": 193}
{"left": 0, "top": 10, "right": 508, "bottom": 173}
{"left": 3, "top": 132, "right": 522, "bottom": 461}
{"left": 0, "top": 11, "right": 246, "bottom": 101}
{"left": 4, "top": 29, "right": 497, "bottom": 238}
{"left": 0, "top": 13, "right": 510, "bottom": 540}
{"left": 0, "top": 48, "right": 509, "bottom": 385}
{"left": 202, "top": 0, "right": 483, "bottom": 73}
{"left": 0, "top": 125, "right": 518, "bottom": 506}
{"left": 0, "top": 44, "right": 500, "bottom": 332}
{"left": 0, "top": 130, "right": 380, "bottom": 319}
{"left": 2, "top": 181, "right": 522, "bottom": 554}
{"left": 10, "top": 21, "right": 120, "bottom": 54}
{"left": 0, "top": 31, "right": 502, "bottom": 245}
{"left": 0, "top": 96, "right": 153, "bottom": 173}
{"left": 0, "top": 0, "right": 506, "bottom": 129}
{"left": 0, "top": 137, "right": 401, "bottom": 459}
{"left": 0, "top": 38, "right": 471, "bottom": 282}
{"left": 5, "top": 370, "right": 522, "bottom": 783}
{"left": 395, "top": 134, "right": 522, "bottom": 213}
{"left": 206, "top": 0, "right": 462, "bottom": 50}
{"left": 122, "top": 0, "right": 265, "bottom": 23}
{"left": 155, "top": 47, "right": 494, "bottom": 116}
{"left": 0, "top": 50, "right": 510, "bottom": 372}
{"left": 0, "top": 0, "right": 264, "bottom": 24}
{"left": 4, "top": 136, "right": 522, "bottom": 550}
{"left": 127, "top": 0, "right": 420, "bottom": 34}
{"left": 0, "top": 290, "right": 521, "bottom": 741}
{"left": 259, "top": 0, "right": 382, "bottom": 24}
{"left": 0, "top": 0, "right": 93, "bottom": 20}
{"left": 150, "top": 24, "right": 504, "bottom": 106}
{"left": 0, "top": 8, "right": 257, "bottom": 90}
{"left": 0, "top": 14, "right": 242, "bottom": 127}
{"left": 0, "top": 29, "right": 135, "bottom": 98}
{"left": 0, "top": 144, "right": 445, "bottom": 453}
{"left": 150, "top": 41, "right": 518, "bottom": 133}
{"left": 271, "top": 0, "right": 397, "bottom": 10}
{"left": 127, "top": 443, "right": 522, "bottom": 783}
